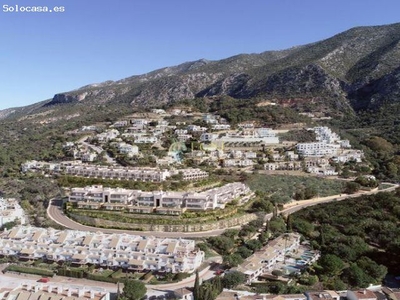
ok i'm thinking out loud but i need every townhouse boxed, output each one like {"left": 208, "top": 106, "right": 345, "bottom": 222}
{"left": 200, "top": 133, "right": 219, "bottom": 142}
{"left": 216, "top": 291, "right": 306, "bottom": 300}
{"left": 0, "top": 284, "right": 110, "bottom": 300}
{"left": 68, "top": 182, "right": 251, "bottom": 215}
{"left": 212, "top": 124, "right": 231, "bottom": 130}
{"left": 306, "top": 291, "right": 340, "bottom": 300}
{"left": 69, "top": 185, "right": 139, "bottom": 205}
{"left": 264, "top": 161, "right": 303, "bottom": 171}
{"left": 0, "top": 226, "right": 204, "bottom": 273}
{"left": 176, "top": 168, "right": 209, "bottom": 181}
{"left": 187, "top": 125, "right": 207, "bottom": 132}
{"left": 96, "top": 129, "right": 120, "bottom": 143}
{"left": 231, "top": 233, "right": 301, "bottom": 284}
{"left": 216, "top": 131, "right": 279, "bottom": 145}
{"left": 65, "top": 165, "right": 171, "bottom": 182}
{"left": 347, "top": 290, "right": 378, "bottom": 300}
{"left": 256, "top": 128, "right": 276, "bottom": 138}
{"left": 111, "top": 120, "right": 129, "bottom": 128}
{"left": 21, "top": 160, "right": 61, "bottom": 173}
{"left": 223, "top": 159, "right": 254, "bottom": 168}
{"left": 134, "top": 135, "right": 158, "bottom": 144}
{"left": 116, "top": 142, "right": 139, "bottom": 157}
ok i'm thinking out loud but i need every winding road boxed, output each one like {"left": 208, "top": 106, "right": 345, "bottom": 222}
{"left": 47, "top": 183, "right": 399, "bottom": 238}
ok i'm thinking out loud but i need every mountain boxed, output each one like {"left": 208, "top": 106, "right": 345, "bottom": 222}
{"left": 2, "top": 22, "right": 400, "bottom": 120}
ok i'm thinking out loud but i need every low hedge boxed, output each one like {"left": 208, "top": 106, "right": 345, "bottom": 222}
{"left": 86, "top": 273, "right": 119, "bottom": 283}
{"left": 6, "top": 264, "right": 54, "bottom": 277}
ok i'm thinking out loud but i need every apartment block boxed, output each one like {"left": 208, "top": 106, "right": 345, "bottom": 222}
{"left": 175, "top": 168, "right": 209, "bottom": 181}
{"left": 65, "top": 165, "right": 171, "bottom": 182}
{"left": 0, "top": 226, "right": 204, "bottom": 273}
{"left": 231, "top": 233, "right": 301, "bottom": 284}
{"left": 68, "top": 182, "right": 251, "bottom": 214}
{"left": 0, "top": 284, "right": 110, "bottom": 300}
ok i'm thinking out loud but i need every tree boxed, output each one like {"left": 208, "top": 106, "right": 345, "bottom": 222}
{"left": 319, "top": 254, "right": 345, "bottom": 277}
{"left": 342, "top": 263, "right": 371, "bottom": 288}
{"left": 193, "top": 270, "right": 201, "bottom": 300}
{"left": 236, "top": 246, "right": 253, "bottom": 259}
{"left": 222, "top": 229, "right": 239, "bottom": 239}
{"left": 207, "top": 236, "right": 234, "bottom": 255}
{"left": 344, "top": 182, "right": 360, "bottom": 194}
{"left": 271, "top": 270, "right": 283, "bottom": 277}
{"left": 223, "top": 253, "right": 244, "bottom": 268}
{"left": 269, "top": 216, "right": 287, "bottom": 236}
{"left": 245, "top": 240, "right": 262, "bottom": 252}
{"left": 222, "top": 271, "right": 246, "bottom": 289}
{"left": 122, "top": 279, "right": 146, "bottom": 300}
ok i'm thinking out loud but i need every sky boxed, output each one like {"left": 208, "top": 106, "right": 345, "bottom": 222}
{"left": 0, "top": 0, "right": 400, "bottom": 110}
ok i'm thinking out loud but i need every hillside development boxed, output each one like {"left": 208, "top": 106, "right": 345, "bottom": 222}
{"left": 1, "top": 22, "right": 400, "bottom": 297}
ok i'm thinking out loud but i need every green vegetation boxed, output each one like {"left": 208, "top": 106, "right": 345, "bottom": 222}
{"left": 5, "top": 264, "right": 54, "bottom": 277}
{"left": 121, "top": 279, "right": 147, "bottom": 300}
{"left": 205, "top": 217, "right": 288, "bottom": 271}
{"left": 222, "top": 271, "right": 246, "bottom": 289}
{"left": 0, "top": 175, "right": 61, "bottom": 227}
{"left": 194, "top": 271, "right": 224, "bottom": 300}
{"left": 246, "top": 174, "right": 345, "bottom": 203}
{"left": 279, "top": 129, "right": 317, "bottom": 142}
{"left": 67, "top": 203, "right": 247, "bottom": 226}
{"left": 291, "top": 191, "right": 400, "bottom": 288}
{"left": 208, "top": 96, "right": 311, "bottom": 126}
{"left": 329, "top": 104, "right": 400, "bottom": 182}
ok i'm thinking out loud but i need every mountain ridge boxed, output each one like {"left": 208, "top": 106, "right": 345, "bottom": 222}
{"left": 2, "top": 22, "right": 400, "bottom": 119}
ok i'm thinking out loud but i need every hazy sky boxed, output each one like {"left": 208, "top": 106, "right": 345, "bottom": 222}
{"left": 1, "top": 0, "right": 400, "bottom": 110}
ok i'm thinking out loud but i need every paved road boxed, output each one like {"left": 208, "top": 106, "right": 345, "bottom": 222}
{"left": 78, "top": 135, "right": 116, "bottom": 165}
{"left": 47, "top": 199, "right": 229, "bottom": 238}
{"left": 0, "top": 262, "right": 218, "bottom": 294}
{"left": 48, "top": 183, "right": 399, "bottom": 238}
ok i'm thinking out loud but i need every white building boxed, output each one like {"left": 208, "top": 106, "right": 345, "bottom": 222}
{"left": 347, "top": 290, "right": 377, "bottom": 300}
{"left": 117, "top": 142, "right": 139, "bottom": 157}
{"left": 211, "top": 124, "right": 231, "bottom": 131}
{"left": 130, "top": 119, "right": 148, "bottom": 126}
{"left": 200, "top": 133, "right": 219, "bottom": 142}
{"left": 174, "top": 168, "right": 209, "bottom": 181}
{"left": 187, "top": 125, "right": 207, "bottom": 132}
{"left": 0, "top": 226, "right": 204, "bottom": 273}
{"left": 216, "top": 132, "right": 279, "bottom": 145}
{"left": 232, "top": 233, "right": 301, "bottom": 284}
{"left": 81, "top": 125, "right": 97, "bottom": 132}
{"left": 0, "top": 284, "right": 110, "bottom": 300}
{"left": 307, "top": 166, "right": 338, "bottom": 176}
{"left": 256, "top": 128, "right": 276, "bottom": 138}
{"left": 111, "top": 120, "right": 128, "bottom": 128}
{"left": 68, "top": 182, "right": 251, "bottom": 214}
{"left": 296, "top": 142, "right": 340, "bottom": 157}
{"left": 0, "top": 198, "right": 26, "bottom": 227}
{"left": 244, "top": 151, "right": 257, "bottom": 159}
{"left": 21, "top": 160, "right": 60, "bottom": 173}
{"left": 203, "top": 114, "right": 218, "bottom": 124}
{"left": 65, "top": 165, "right": 171, "bottom": 182}
{"left": 134, "top": 135, "right": 158, "bottom": 144}
{"left": 223, "top": 159, "right": 254, "bottom": 168}
{"left": 152, "top": 109, "right": 167, "bottom": 114}
{"left": 96, "top": 129, "right": 120, "bottom": 143}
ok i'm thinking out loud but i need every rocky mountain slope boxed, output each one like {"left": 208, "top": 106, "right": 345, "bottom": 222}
{"left": 2, "top": 22, "right": 400, "bottom": 120}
